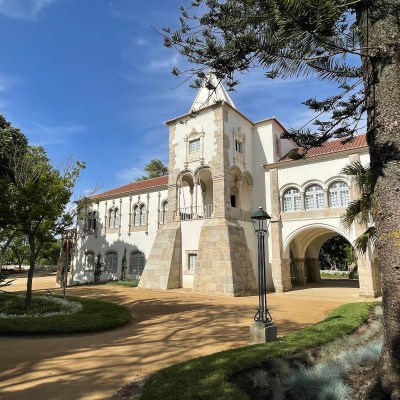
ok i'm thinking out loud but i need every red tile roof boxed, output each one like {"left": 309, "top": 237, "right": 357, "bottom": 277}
{"left": 93, "top": 175, "right": 168, "bottom": 199}
{"left": 277, "top": 134, "right": 367, "bottom": 164}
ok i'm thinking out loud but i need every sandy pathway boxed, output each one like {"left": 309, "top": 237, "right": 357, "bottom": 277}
{"left": 0, "top": 273, "right": 363, "bottom": 400}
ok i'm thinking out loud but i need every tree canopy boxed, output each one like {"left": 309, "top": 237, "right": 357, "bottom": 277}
{"left": 0, "top": 116, "right": 84, "bottom": 310}
{"left": 135, "top": 159, "right": 168, "bottom": 181}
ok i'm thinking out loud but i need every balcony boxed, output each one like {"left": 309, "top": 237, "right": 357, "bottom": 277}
{"left": 178, "top": 204, "right": 214, "bottom": 221}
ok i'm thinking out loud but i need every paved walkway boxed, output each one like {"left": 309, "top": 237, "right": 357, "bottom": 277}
{"left": 0, "top": 273, "right": 366, "bottom": 400}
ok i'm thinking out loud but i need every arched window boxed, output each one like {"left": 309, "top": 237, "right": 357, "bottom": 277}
{"left": 87, "top": 211, "right": 97, "bottom": 230}
{"left": 305, "top": 184, "right": 324, "bottom": 210}
{"left": 105, "top": 251, "right": 118, "bottom": 272}
{"left": 283, "top": 187, "right": 301, "bottom": 212}
{"left": 129, "top": 251, "right": 145, "bottom": 275}
{"left": 140, "top": 204, "right": 146, "bottom": 225}
{"left": 133, "top": 205, "right": 140, "bottom": 226}
{"left": 108, "top": 208, "right": 119, "bottom": 228}
{"left": 162, "top": 201, "right": 168, "bottom": 224}
{"left": 328, "top": 181, "right": 350, "bottom": 208}
{"left": 85, "top": 251, "right": 95, "bottom": 271}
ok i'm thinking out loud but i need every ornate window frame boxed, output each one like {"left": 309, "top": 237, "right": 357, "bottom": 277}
{"left": 184, "top": 128, "right": 205, "bottom": 168}
{"left": 130, "top": 197, "right": 147, "bottom": 232}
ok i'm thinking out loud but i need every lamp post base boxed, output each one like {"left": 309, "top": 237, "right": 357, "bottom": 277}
{"left": 250, "top": 321, "right": 278, "bottom": 344}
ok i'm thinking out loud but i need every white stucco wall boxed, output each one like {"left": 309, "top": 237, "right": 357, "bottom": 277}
{"left": 180, "top": 219, "right": 204, "bottom": 288}
{"left": 72, "top": 187, "right": 168, "bottom": 283}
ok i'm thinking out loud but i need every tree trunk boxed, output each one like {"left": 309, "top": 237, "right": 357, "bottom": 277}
{"left": 25, "top": 238, "right": 36, "bottom": 312}
{"left": 358, "top": 1, "right": 400, "bottom": 397}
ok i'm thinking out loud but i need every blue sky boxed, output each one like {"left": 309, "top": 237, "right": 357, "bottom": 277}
{"left": 0, "top": 0, "right": 342, "bottom": 200}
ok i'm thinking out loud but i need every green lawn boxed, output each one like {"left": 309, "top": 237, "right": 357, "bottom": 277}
{"left": 105, "top": 279, "right": 139, "bottom": 287}
{"left": 140, "top": 302, "right": 374, "bottom": 400}
{"left": 0, "top": 293, "right": 131, "bottom": 335}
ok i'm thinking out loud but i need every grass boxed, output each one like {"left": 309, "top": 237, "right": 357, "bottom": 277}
{"left": 105, "top": 279, "right": 139, "bottom": 287}
{"left": 139, "top": 302, "right": 374, "bottom": 400}
{"left": 0, "top": 293, "right": 131, "bottom": 335}
{"left": 319, "top": 271, "right": 350, "bottom": 279}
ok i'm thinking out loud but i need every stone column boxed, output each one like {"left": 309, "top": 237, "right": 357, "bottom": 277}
{"left": 323, "top": 189, "right": 329, "bottom": 208}
{"left": 190, "top": 188, "right": 194, "bottom": 217}
{"left": 249, "top": 184, "right": 254, "bottom": 211}
{"left": 193, "top": 182, "right": 198, "bottom": 218}
{"left": 270, "top": 168, "right": 292, "bottom": 292}
{"left": 176, "top": 184, "right": 181, "bottom": 221}
{"left": 295, "top": 258, "right": 306, "bottom": 285}
{"left": 306, "top": 258, "right": 321, "bottom": 283}
{"left": 358, "top": 252, "right": 381, "bottom": 298}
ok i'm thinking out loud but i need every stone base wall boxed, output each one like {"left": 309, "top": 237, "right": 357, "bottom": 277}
{"left": 193, "top": 218, "right": 257, "bottom": 296}
{"left": 138, "top": 222, "right": 181, "bottom": 290}
{"left": 358, "top": 254, "right": 381, "bottom": 298}
{"left": 271, "top": 258, "right": 292, "bottom": 292}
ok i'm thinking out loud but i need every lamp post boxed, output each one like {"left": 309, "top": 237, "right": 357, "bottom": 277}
{"left": 62, "top": 230, "right": 75, "bottom": 299}
{"left": 250, "top": 207, "right": 277, "bottom": 343}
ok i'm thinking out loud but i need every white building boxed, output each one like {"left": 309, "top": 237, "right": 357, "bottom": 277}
{"left": 70, "top": 79, "right": 381, "bottom": 298}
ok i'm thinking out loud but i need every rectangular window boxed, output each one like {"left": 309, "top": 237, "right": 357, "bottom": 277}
{"left": 188, "top": 254, "right": 197, "bottom": 271}
{"left": 129, "top": 252, "right": 145, "bottom": 275}
{"left": 106, "top": 253, "right": 118, "bottom": 272}
{"left": 235, "top": 140, "right": 243, "bottom": 153}
{"left": 85, "top": 252, "right": 95, "bottom": 271}
{"left": 189, "top": 139, "right": 200, "bottom": 153}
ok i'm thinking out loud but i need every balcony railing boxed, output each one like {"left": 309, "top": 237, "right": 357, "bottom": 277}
{"left": 178, "top": 204, "right": 214, "bottom": 221}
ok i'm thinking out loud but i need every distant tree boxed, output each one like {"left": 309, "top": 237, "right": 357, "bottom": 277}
{"left": 0, "top": 115, "right": 29, "bottom": 263}
{"left": 0, "top": 114, "right": 28, "bottom": 182}
{"left": 37, "top": 238, "right": 61, "bottom": 266}
{"left": 319, "top": 236, "right": 356, "bottom": 271}
{"left": 1, "top": 144, "right": 84, "bottom": 310}
{"left": 135, "top": 159, "right": 168, "bottom": 181}
{"left": 2, "top": 233, "right": 30, "bottom": 271}
{"left": 341, "top": 161, "right": 375, "bottom": 253}
{"left": 121, "top": 247, "right": 127, "bottom": 281}
{"left": 94, "top": 253, "right": 102, "bottom": 283}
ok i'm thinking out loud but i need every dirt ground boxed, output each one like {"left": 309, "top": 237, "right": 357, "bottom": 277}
{"left": 0, "top": 272, "right": 367, "bottom": 400}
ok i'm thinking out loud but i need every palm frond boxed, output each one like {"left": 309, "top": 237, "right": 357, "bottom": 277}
{"left": 353, "top": 227, "right": 377, "bottom": 254}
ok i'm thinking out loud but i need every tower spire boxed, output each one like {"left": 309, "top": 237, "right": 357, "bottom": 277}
{"left": 190, "top": 73, "right": 236, "bottom": 112}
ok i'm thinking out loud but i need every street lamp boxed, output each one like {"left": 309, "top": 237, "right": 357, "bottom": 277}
{"left": 250, "top": 207, "right": 277, "bottom": 343}
{"left": 62, "top": 230, "right": 75, "bottom": 299}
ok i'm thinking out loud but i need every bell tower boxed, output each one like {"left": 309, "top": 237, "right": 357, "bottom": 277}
{"left": 140, "top": 75, "right": 257, "bottom": 296}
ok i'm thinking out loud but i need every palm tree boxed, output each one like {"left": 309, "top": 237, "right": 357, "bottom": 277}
{"left": 341, "top": 161, "right": 376, "bottom": 253}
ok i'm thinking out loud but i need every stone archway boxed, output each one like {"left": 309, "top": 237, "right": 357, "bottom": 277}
{"left": 282, "top": 224, "right": 381, "bottom": 298}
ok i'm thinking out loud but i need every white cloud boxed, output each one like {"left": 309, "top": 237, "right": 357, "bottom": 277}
{"left": 26, "top": 122, "right": 86, "bottom": 146}
{"left": 147, "top": 54, "right": 180, "bottom": 70}
{"left": 0, "top": 0, "right": 58, "bottom": 20}
{"left": 115, "top": 167, "right": 144, "bottom": 183}
{"left": 109, "top": 1, "right": 137, "bottom": 22}
{"left": 0, "top": 73, "right": 20, "bottom": 92}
